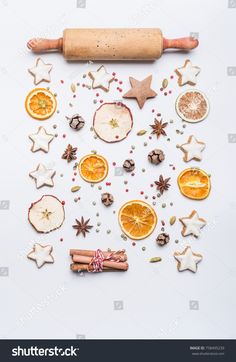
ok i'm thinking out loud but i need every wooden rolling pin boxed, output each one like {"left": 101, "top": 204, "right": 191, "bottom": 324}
{"left": 27, "top": 28, "right": 198, "bottom": 61}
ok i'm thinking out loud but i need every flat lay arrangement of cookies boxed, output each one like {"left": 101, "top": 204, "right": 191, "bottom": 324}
{"left": 2, "top": 0, "right": 236, "bottom": 341}
{"left": 24, "top": 27, "right": 210, "bottom": 275}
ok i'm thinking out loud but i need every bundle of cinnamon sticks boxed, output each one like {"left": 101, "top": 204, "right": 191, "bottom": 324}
{"left": 70, "top": 249, "right": 129, "bottom": 273}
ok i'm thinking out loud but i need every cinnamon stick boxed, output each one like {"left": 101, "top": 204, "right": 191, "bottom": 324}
{"left": 70, "top": 263, "right": 123, "bottom": 272}
{"left": 70, "top": 249, "right": 127, "bottom": 262}
{"left": 72, "top": 255, "right": 129, "bottom": 271}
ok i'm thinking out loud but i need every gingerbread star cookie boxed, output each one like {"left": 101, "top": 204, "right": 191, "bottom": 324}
{"left": 180, "top": 135, "right": 205, "bottom": 162}
{"left": 175, "top": 60, "right": 200, "bottom": 86}
{"left": 29, "top": 127, "right": 54, "bottom": 153}
{"left": 179, "top": 210, "right": 206, "bottom": 237}
{"left": 174, "top": 246, "right": 202, "bottom": 273}
{"left": 28, "top": 58, "right": 53, "bottom": 85}
{"left": 29, "top": 163, "right": 56, "bottom": 189}
{"left": 123, "top": 75, "right": 157, "bottom": 109}
{"left": 27, "top": 243, "right": 54, "bottom": 268}
{"left": 88, "top": 65, "right": 113, "bottom": 92}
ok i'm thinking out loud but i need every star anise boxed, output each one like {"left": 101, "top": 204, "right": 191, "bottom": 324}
{"left": 62, "top": 144, "right": 77, "bottom": 163}
{"left": 150, "top": 118, "right": 168, "bottom": 138}
{"left": 155, "top": 175, "right": 171, "bottom": 194}
{"left": 73, "top": 217, "right": 93, "bottom": 237}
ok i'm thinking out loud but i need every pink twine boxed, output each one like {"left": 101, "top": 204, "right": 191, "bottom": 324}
{"left": 88, "top": 249, "right": 125, "bottom": 273}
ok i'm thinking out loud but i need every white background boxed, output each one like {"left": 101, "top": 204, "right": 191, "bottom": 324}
{"left": 0, "top": 0, "right": 236, "bottom": 339}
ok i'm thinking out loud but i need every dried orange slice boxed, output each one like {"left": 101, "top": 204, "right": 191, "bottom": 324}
{"left": 119, "top": 200, "right": 157, "bottom": 240}
{"left": 178, "top": 168, "right": 211, "bottom": 200}
{"left": 176, "top": 90, "right": 209, "bottom": 123}
{"left": 25, "top": 88, "right": 57, "bottom": 120}
{"left": 78, "top": 154, "right": 108, "bottom": 183}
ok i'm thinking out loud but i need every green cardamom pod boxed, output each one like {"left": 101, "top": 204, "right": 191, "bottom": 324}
{"left": 71, "top": 186, "right": 81, "bottom": 192}
{"left": 149, "top": 257, "right": 162, "bottom": 263}
{"left": 162, "top": 78, "right": 168, "bottom": 89}
{"left": 71, "top": 83, "right": 76, "bottom": 93}
{"left": 170, "top": 216, "right": 176, "bottom": 225}
{"left": 137, "top": 130, "right": 147, "bottom": 136}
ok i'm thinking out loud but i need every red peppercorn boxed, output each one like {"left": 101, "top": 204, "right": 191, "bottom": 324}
{"left": 60, "top": 80, "right": 64, "bottom": 84}
{"left": 63, "top": 134, "right": 66, "bottom": 138}
{"left": 157, "top": 113, "right": 161, "bottom": 117}
{"left": 119, "top": 81, "right": 123, "bottom": 85}
{"left": 164, "top": 92, "right": 167, "bottom": 96}
{"left": 152, "top": 109, "right": 155, "bottom": 113}
{"left": 150, "top": 184, "right": 154, "bottom": 187}
{"left": 131, "top": 173, "right": 135, "bottom": 176}
{"left": 72, "top": 178, "right": 75, "bottom": 182}
{"left": 114, "top": 78, "right": 118, "bottom": 82}
{"left": 169, "top": 90, "right": 172, "bottom": 94}
{"left": 160, "top": 87, "right": 163, "bottom": 91}
{"left": 119, "top": 89, "right": 122, "bottom": 92}
{"left": 74, "top": 172, "right": 77, "bottom": 176}
{"left": 100, "top": 99, "right": 103, "bottom": 103}
{"left": 61, "top": 201, "right": 65, "bottom": 205}
{"left": 112, "top": 72, "right": 116, "bottom": 76}
{"left": 96, "top": 93, "right": 99, "bottom": 97}
{"left": 170, "top": 75, "right": 174, "bottom": 79}
{"left": 140, "top": 191, "right": 144, "bottom": 195}
{"left": 132, "top": 242, "right": 136, "bottom": 246}
{"left": 60, "top": 238, "right": 63, "bottom": 242}
{"left": 112, "top": 162, "right": 116, "bottom": 166}
{"left": 125, "top": 189, "right": 129, "bottom": 192}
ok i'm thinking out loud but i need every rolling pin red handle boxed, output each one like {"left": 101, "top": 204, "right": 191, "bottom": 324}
{"left": 163, "top": 36, "right": 199, "bottom": 50}
{"left": 27, "top": 38, "right": 63, "bottom": 52}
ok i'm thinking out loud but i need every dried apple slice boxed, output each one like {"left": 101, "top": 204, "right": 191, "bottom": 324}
{"left": 93, "top": 102, "right": 133, "bottom": 143}
{"left": 28, "top": 195, "right": 65, "bottom": 233}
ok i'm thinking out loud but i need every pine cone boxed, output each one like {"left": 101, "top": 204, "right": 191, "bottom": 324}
{"left": 101, "top": 192, "right": 114, "bottom": 207}
{"left": 123, "top": 159, "right": 135, "bottom": 172}
{"left": 148, "top": 149, "right": 165, "bottom": 165}
{"left": 156, "top": 233, "right": 170, "bottom": 246}
{"left": 66, "top": 114, "right": 85, "bottom": 131}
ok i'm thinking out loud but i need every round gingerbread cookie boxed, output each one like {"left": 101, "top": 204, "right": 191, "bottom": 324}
{"left": 93, "top": 102, "right": 133, "bottom": 143}
{"left": 175, "top": 90, "right": 209, "bottom": 123}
